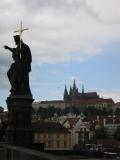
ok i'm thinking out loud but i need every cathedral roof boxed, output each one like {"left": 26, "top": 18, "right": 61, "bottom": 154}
{"left": 79, "top": 92, "right": 99, "bottom": 98}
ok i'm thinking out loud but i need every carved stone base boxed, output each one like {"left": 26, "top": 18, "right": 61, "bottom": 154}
{"left": 6, "top": 96, "right": 34, "bottom": 146}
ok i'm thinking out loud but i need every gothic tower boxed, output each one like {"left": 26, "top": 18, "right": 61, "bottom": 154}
{"left": 72, "top": 80, "right": 79, "bottom": 98}
{"left": 64, "top": 85, "right": 69, "bottom": 101}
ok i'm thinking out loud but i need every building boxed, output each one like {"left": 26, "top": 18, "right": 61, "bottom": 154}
{"left": 0, "top": 107, "right": 4, "bottom": 113}
{"left": 33, "top": 121, "right": 71, "bottom": 150}
{"left": 103, "top": 116, "right": 120, "bottom": 137}
{"left": 76, "top": 121, "right": 90, "bottom": 144}
{"left": 63, "top": 117, "right": 90, "bottom": 148}
{"left": 33, "top": 80, "right": 114, "bottom": 110}
{"left": 63, "top": 117, "right": 81, "bottom": 148}
{"left": 85, "top": 115, "right": 120, "bottom": 138}
{"left": 64, "top": 80, "right": 114, "bottom": 109}
{"left": 0, "top": 107, "right": 7, "bottom": 126}
{"left": 33, "top": 100, "right": 65, "bottom": 110}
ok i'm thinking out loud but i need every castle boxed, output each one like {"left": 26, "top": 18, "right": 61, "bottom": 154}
{"left": 64, "top": 80, "right": 114, "bottom": 108}
{"left": 64, "top": 80, "right": 99, "bottom": 101}
{"left": 33, "top": 80, "right": 114, "bottom": 110}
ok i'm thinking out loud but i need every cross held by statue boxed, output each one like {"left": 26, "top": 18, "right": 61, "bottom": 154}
{"left": 14, "top": 21, "right": 29, "bottom": 49}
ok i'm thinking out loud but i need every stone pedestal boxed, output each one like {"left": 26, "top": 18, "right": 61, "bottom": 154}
{"left": 6, "top": 96, "right": 34, "bottom": 146}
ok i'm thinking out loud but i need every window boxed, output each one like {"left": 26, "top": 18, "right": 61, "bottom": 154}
{"left": 43, "top": 134, "right": 46, "bottom": 139}
{"left": 48, "top": 140, "right": 52, "bottom": 148}
{"left": 40, "top": 134, "right": 43, "bottom": 139}
{"left": 64, "top": 141, "right": 67, "bottom": 147}
{"left": 64, "top": 134, "right": 67, "bottom": 139}
{"left": 57, "top": 141, "right": 60, "bottom": 148}
{"left": 48, "top": 134, "right": 51, "bottom": 138}
{"left": 57, "top": 134, "right": 60, "bottom": 139}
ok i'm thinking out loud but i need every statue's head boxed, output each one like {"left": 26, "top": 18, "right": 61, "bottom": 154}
{"left": 14, "top": 35, "right": 20, "bottom": 45}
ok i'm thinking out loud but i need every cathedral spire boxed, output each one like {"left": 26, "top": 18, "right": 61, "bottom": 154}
{"left": 64, "top": 85, "right": 69, "bottom": 101}
{"left": 73, "top": 79, "right": 76, "bottom": 90}
{"left": 82, "top": 84, "right": 84, "bottom": 94}
{"left": 69, "top": 85, "right": 72, "bottom": 96}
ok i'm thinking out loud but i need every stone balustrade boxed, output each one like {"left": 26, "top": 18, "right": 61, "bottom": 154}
{"left": 0, "top": 144, "right": 68, "bottom": 160}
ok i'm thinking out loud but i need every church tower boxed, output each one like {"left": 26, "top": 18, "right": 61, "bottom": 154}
{"left": 64, "top": 85, "right": 69, "bottom": 101}
{"left": 69, "top": 85, "right": 72, "bottom": 101}
{"left": 72, "top": 80, "right": 79, "bottom": 98}
{"left": 73, "top": 80, "right": 77, "bottom": 90}
{"left": 69, "top": 86, "right": 72, "bottom": 96}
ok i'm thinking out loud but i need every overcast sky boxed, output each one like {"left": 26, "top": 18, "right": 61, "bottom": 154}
{"left": 0, "top": 0, "right": 120, "bottom": 108}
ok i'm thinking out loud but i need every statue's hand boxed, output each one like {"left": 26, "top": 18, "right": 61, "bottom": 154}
{"left": 4, "top": 45, "right": 9, "bottom": 49}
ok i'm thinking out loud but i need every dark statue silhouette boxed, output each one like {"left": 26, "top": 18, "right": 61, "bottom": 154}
{"left": 4, "top": 22, "right": 33, "bottom": 146}
{"left": 4, "top": 35, "right": 32, "bottom": 96}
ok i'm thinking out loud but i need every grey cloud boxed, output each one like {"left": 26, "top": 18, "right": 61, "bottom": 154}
{"left": 0, "top": 0, "right": 119, "bottom": 98}
{"left": 18, "top": 0, "right": 100, "bottom": 20}
{"left": 0, "top": 54, "right": 11, "bottom": 66}
{"left": 0, "top": 0, "right": 120, "bottom": 66}
{"left": 0, "top": 51, "right": 12, "bottom": 89}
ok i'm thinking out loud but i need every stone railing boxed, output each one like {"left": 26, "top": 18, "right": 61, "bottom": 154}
{"left": 0, "top": 144, "right": 68, "bottom": 160}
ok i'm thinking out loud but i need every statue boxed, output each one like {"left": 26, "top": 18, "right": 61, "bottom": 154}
{"left": 4, "top": 35, "right": 32, "bottom": 95}
{"left": 5, "top": 22, "right": 33, "bottom": 146}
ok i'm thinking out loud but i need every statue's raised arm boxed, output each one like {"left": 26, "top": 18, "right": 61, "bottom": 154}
{"left": 4, "top": 45, "right": 14, "bottom": 52}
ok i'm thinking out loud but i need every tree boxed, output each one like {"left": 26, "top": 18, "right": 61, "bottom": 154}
{"left": 95, "top": 126, "right": 107, "bottom": 140}
{"left": 114, "top": 126, "right": 120, "bottom": 141}
{"left": 115, "top": 108, "right": 120, "bottom": 116}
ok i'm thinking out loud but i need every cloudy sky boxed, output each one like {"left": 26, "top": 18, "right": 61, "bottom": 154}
{"left": 0, "top": 0, "right": 120, "bottom": 109}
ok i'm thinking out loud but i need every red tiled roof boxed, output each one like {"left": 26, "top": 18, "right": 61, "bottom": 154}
{"left": 75, "top": 98, "right": 114, "bottom": 105}
{"left": 63, "top": 118, "right": 80, "bottom": 129}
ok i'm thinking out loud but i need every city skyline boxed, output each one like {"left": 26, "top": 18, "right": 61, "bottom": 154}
{"left": 0, "top": 0, "right": 120, "bottom": 108}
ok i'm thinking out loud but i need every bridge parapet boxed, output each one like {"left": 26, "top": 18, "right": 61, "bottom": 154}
{"left": 0, "top": 144, "right": 68, "bottom": 160}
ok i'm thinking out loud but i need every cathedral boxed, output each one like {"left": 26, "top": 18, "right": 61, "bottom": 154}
{"left": 64, "top": 80, "right": 114, "bottom": 108}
